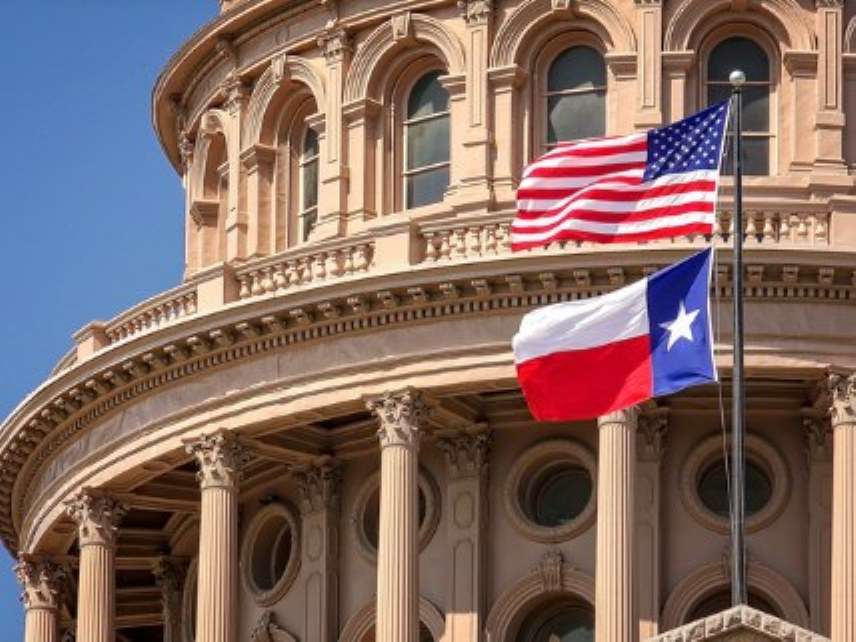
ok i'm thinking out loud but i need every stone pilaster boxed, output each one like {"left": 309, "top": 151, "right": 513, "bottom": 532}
{"left": 312, "top": 28, "right": 351, "bottom": 240}
{"left": 185, "top": 430, "right": 250, "bottom": 642}
{"left": 596, "top": 407, "right": 638, "bottom": 642}
{"left": 64, "top": 489, "right": 127, "bottom": 642}
{"left": 487, "top": 64, "right": 526, "bottom": 207}
{"left": 636, "top": 407, "right": 667, "bottom": 640}
{"left": 220, "top": 72, "right": 251, "bottom": 260}
{"left": 15, "top": 557, "right": 66, "bottom": 642}
{"left": 294, "top": 458, "right": 342, "bottom": 642}
{"left": 436, "top": 429, "right": 491, "bottom": 642}
{"left": 366, "top": 389, "right": 425, "bottom": 642}
{"left": 828, "top": 373, "right": 856, "bottom": 641}
{"left": 814, "top": 0, "right": 846, "bottom": 172}
{"left": 152, "top": 558, "right": 184, "bottom": 642}
{"left": 634, "top": 0, "right": 663, "bottom": 128}
{"left": 804, "top": 413, "right": 833, "bottom": 636}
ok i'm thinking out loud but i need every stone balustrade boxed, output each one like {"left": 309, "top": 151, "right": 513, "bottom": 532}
{"left": 104, "top": 284, "right": 198, "bottom": 345}
{"left": 235, "top": 238, "right": 375, "bottom": 301}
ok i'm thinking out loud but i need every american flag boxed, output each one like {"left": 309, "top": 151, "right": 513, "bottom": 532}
{"left": 512, "top": 100, "right": 731, "bottom": 250}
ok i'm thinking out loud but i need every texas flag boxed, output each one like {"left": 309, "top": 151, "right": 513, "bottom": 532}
{"left": 513, "top": 249, "right": 716, "bottom": 421}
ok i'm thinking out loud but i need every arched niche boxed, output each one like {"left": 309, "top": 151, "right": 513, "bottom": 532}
{"left": 660, "top": 560, "right": 810, "bottom": 631}
{"left": 664, "top": 0, "right": 815, "bottom": 53}
{"left": 344, "top": 13, "right": 465, "bottom": 104}
{"left": 484, "top": 554, "right": 595, "bottom": 642}
{"left": 190, "top": 109, "right": 229, "bottom": 203}
{"left": 489, "top": 0, "right": 636, "bottom": 69}
{"left": 338, "top": 596, "right": 445, "bottom": 642}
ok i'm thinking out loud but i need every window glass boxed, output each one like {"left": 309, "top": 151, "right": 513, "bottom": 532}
{"left": 521, "top": 602, "right": 595, "bottom": 642}
{"left": 405, "top": 71, "right": 450, "bottom": 209}
{"left": 300, "top": 127, "right": 319, "bottom": 241}
{"left": 697, "top": 459, "right": 772, "bottom": 518}
{"left": 689, "top": 590, "right": 779, "bottom": 621}
{"left": 708, "top": 37, "right": 769, "bottom": 82}
{"left": 529, "top": 465, "right": 592, "bottom": 528}
{"left": 545, "top": 46, "right": 606, "bottom": 145}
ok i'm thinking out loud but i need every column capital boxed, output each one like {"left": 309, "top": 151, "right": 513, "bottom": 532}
{"left": 815, "top": 0, "right": 843, "bottom": 8}
{"left": 828, "top": 373, "right": 856, "bottom": 429}
{"left": 64, "top": 489, "right": 127, "bottom": 548}
{"left": 435, "top": 429, "right": 491, "bottom": 479}
{"left": 151, "top": 557, "right": 184, "bottom": 612}
{"left": 803, "top": 413, "right": 833, "bottom": 461}
{"left": 366, "top": 388, "right": 426, "bottom": 449}
{"left": 15, "top": 556, "right": 65, "bottom": 611}
{"left": 293, "top": 457, "right": 342, "bottom": 515}
{"left": 457, "top": 0, "right": 493, "bottom": 26}
{"left": 638, "top": 407, "right": 669, "bottom": 461}
{"left": 598, "top": 405, "right": 639, "bottom": 429}
{"left": 220, "top": 72, "right": 250, "bottom": 115}
{"left": 184, "top": 429, "right": 251, "bottom": 490}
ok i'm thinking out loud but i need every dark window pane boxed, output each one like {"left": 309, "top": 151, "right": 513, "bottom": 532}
{"left": 697, "top": 459, "right": 772, "bottom": 517}
{"left": 707, "top": 83, "right": 732, "bottom": 107}
{"left": 406, "top": 166, "right": 450, "bottom": 208}
{"left": 531, "top": 606, "right": 595, "bottom": 642}
{"left": 407, "top": 115, "right": 450, "bottom": 169}
{"left": 532, "top": 466, "right": 592, "bottom": 528}
{"left": 689, "top": 591, "right": 779, "bottom": 622}
{"left": 742, "top": 86, "right": 770, "bottom": 132}
{"left": 548, "top": 46, "right": 606, "bottom": 92}
{"left": 548, "top": 91, "right": 606, "bottom": 143}
{"left": 708, "top": 37, "right": 769, "bottom": 82}
{"left": 408, "top": 70, "right": 449, "bottom": 118}
{"left": 721, "top": 136, "right": 769, "bottom": 176}
{"left": 303, "top": 127, "right": 319, "bottom": 156}
{"left": 302, "top": 159, "right": 318, "bottom": 210}
{"left": 301, "top": 210, "right": 317, "bottom": 242}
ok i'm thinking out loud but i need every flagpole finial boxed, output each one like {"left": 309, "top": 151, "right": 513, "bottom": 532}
{"left": 729, "top": 70, "right": 746, "bottom": 88}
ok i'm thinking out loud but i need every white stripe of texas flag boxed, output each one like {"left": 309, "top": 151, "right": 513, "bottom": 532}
{"left": 512, "top": 279, "right": 650, "bottom": 365}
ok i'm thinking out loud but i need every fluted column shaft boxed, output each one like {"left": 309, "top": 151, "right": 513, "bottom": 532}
{"left": 367, "top": 389, "right": 425, "bottom": 642}
{"left": 596, "top": 408, "right": 638, "bottom": 642}
{"left": 16, "top": 557, "right": 66, "bottom": 642}
{"left": 65, "top": 490, "right": 126, "bottom": 642}
{"left": 830, "top": 374, "right": 856, "bottom": 642}
{"left": 185, "top": 430, "right": 249, "bottom": 642}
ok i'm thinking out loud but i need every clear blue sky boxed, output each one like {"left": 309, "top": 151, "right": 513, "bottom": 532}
{"left": 0, "top": 2, "right": 216, "bottom": 634}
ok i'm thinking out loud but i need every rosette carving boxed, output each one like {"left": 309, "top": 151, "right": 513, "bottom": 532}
{"left": 366, "top": 388, "right": 426, "bottom": 448}
{"left": 185, "top": 430, "right": 251, "bottom": 490}
{"left": 64, "top": 489, "right": 127, "bottom": 547}
{"left": 15, "top": 557, "right": 65, "bottom": 610}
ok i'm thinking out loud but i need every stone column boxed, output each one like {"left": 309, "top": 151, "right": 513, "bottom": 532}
{"left": 15, "top": 557, "right": 66, "bottom": 642}
{"left": 436, "top": 429, "right": 491, "bottom": 642}
{"left": 366, "top": 389, "right": 425, "bottom": 642}
{"left": 636, "top": 408, "right": 667, "bottom": 641}
{"left": 294, "top": 458, "right": 342, "bottom": 642}
{"left": 596, "top": 407, "right": 638, "bottom": 642}
{"left": 152, "top": 558, "right": 184, "bottom": 642}
{"left": 65, "top": 490, "right": 127, "bottom": 642}
{"left": 185, "top": 430, "right": 250, "bottom": 642}
{"left": 804, "top": 413, "right": 833, "bottom": 636}
{"left": 829, "top": 374, "right": 856, "bottom": 641}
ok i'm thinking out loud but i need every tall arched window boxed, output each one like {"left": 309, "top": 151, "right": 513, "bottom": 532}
{"left": 546, "top": 46, "right": 606, "bottom": 146}
{"left": 299, "top": 127, "right": 319, "bottom": 242}
{"left": 404, "top": 70, "right": 450, "bottom": 209}
{"left": 706, "top": 37, "right": 771, "bottom": 175}
{"left": 518, "top": 599, "right": 594, "bottom": 642}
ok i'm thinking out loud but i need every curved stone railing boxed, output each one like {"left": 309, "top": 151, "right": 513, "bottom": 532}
{"left": 104, "top": 283, "right": 199, "bottom": 345}
{"left": 234, "top": 236, "right": 375, "bottom": 300}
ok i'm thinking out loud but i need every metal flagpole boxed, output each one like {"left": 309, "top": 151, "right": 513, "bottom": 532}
{"left": 729, "top": 69, "right": 747, "bottom": 606}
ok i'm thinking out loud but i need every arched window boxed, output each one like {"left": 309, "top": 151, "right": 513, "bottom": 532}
{"left": 706, "top": 37, "right": 771, "bottom": 175}
{"left": 546, "top": 46, "right": 606, "bottom": 146}
{"left": 688, "top": 589, "right": 780, "bottom": 622}
{"left": 299, "top": 127, "right": 319, "bottom": 242}
{"left": 518, "top": 598, "right": 595, "bottom": 642}
{"left": 404, "top": 70, "right": 450, "bottom": 209}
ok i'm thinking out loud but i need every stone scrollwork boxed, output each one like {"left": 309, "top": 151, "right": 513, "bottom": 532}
{"left": 64, "top": 489, "right": 128, "bottom": 548}
{"left": 828, "top": 372, "right": 856, "bottom": 428}
{"left": 250, "top": 611, "right": 298, "bottom": 642}
{"left": 317, "top": 27, "right": 351, "bottom": 62}
{"left": 184, "top": 429, "right": 251, "bottom": 490}
{"left": 14, "top": 557, "right": 66, "bottom": 610}
{"left": 366, "top": 388, "right": 427, "bottom": 449}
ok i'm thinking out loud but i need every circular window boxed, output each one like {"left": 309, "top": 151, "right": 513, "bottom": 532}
{"left": 353, "top": 470, "right": 440, "bottom": 563}
{"left": 519, "top": 600, "right": 594, "bottom": 642}
{"left": 241, "top": 503, "right": 300, "bottom": 606}
{"left": 681, "top": 434, "right": 788, "bottom": 534}
{"left": 697, "top": 459, "right": 773, "bottom": 517}
{"left": 688, "top": 589, "right": 780, "bottom": 622}
{"left": 505, "top": 440, "right": 596, "bottom": 543}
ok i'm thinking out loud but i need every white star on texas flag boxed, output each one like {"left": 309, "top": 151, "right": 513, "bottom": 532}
{"left": 659, "top": 301, "right": 700, "bottom": 351}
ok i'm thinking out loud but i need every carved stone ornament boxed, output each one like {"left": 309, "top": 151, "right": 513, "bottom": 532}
{"left": 828, "top": 373, "right": 856, "bottom": 429}
{"left": 648, "top": 605, "right": 830, "bottom": 642}
{"left": 815, "top": 0, "right": 844, "bottom": 8}
{"left": 458, "top": 0, "right": 493, "bottom": 26}
{"left": 317, "top": 28, "right": 351, "bottom": 63}
{"left": 436, "top": 431, "right": 491, "bottom": 479}
{"left": 64, "top": 489, "right": 127, "bottom": 547}
{"left": 538, "top": 549, "right": 565, "bottom": 592}
{"left": 250, "top": 611, "right": 298, "bottom": 642}
{"left": 14, "top": 557, "right": 65, "bottom": 610}
{"left": 270, "top": 54, "right": 288, "bottom": 85}
{"left": 178, "top": 130, "right": 194, "bottom": 170}
{"left": 151, "top": 557, "right": 184, "bottom": 613}
{"left": 803, "top": 415, "right": 832, "bottom": 461}
{"left": 638, "top": 408, "right": 669, "bottom": 460}
{"left": 366, "top": 388, "right": 426, "bottom": 449}
{"left": 220, "top": 73, "right": 250, "bottom": 115}
{"left": 294, "top": 458, "right": 342, "bottom": 515}
{"left": 390, "top": 12, "right": 413, "bottom": 42}
{"left": 184, "top": 430, "right": 251, "bottom": 490}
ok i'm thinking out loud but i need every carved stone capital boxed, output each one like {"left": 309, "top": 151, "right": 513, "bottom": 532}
{"left": 15, "top": 557, "right": 65, "bottom": 610}
{"left": 803, "top": 414, "right": 833, "bottom": 461}
{"left": 64, "top": 489, "right": 127, "bottom": 548}
{"left": 436, "top": 430, "right": 491, "bottom": 479}
{"left": 184, "top": 430, "right": 251, "bottom": 490}
{"left": 366, "top": 388, "right": 426, "bottom": 449}
{"left": 828, "top": 373, "right": 856, "bottom": 429}
{"left": 317, "top": 28, "right": 351, "bottom": 63}
{"left": 816, "top": 0, "right": 843, "bottom": 9}
{"left": 220, "top": 73, "right": 250, "bottom": 115}
{"left": 178, "top": 130, "right": 195, "bottom": 170}
{"left": 458, "top": 0, "right": 493, "bottom": 26}
{"left": 152, "top": 557, "right": 184, "bottom": 613}
{"left": 638, "top": 408, "right": 669, "bottom": 460}
{"left": 598, "top": 405, "right": 639, "bottom": 430}
{"left": 293, "top": 458, "right": 342, "bottom": 515}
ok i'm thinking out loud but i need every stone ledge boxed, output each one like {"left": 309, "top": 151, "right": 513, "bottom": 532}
{"left": 647, "top": 606, "right": 830, "bottom": 642}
